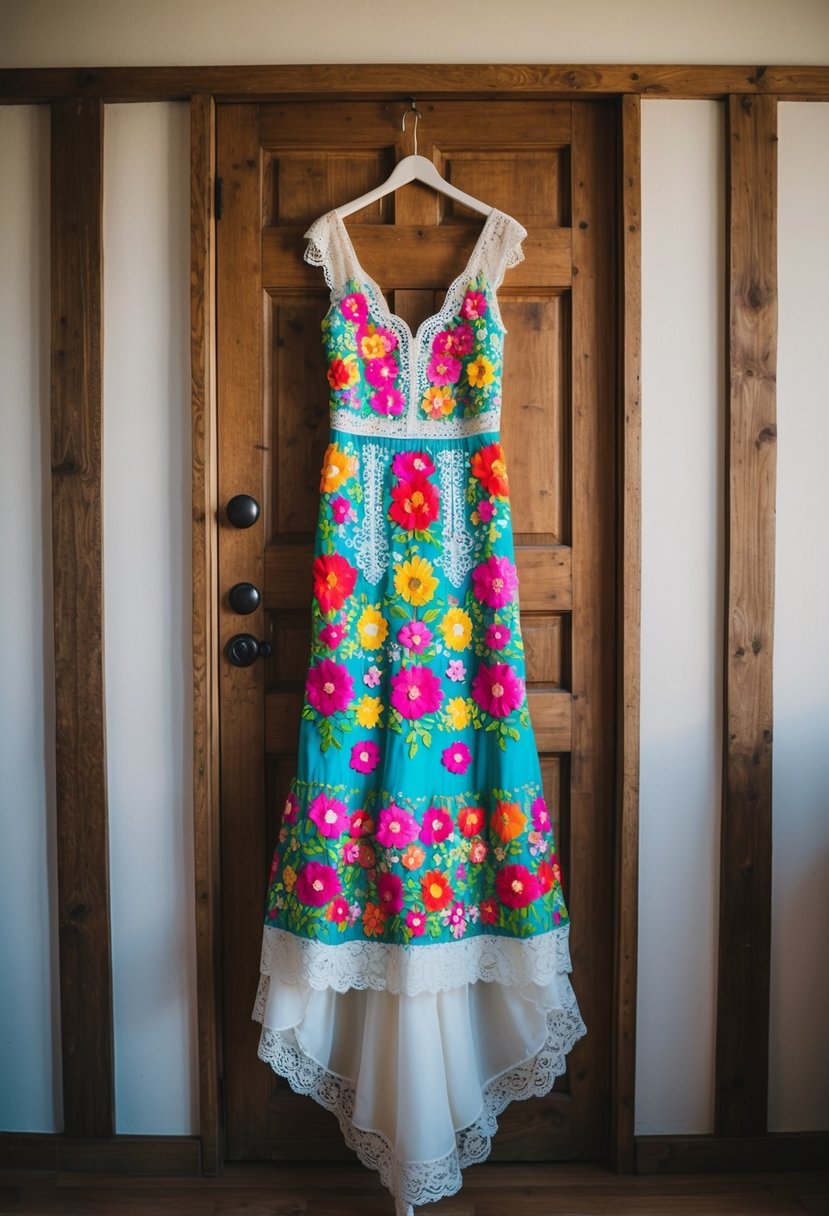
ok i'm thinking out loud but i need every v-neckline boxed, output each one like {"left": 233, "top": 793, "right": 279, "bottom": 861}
{"left": 330, "top": 207, "right": 502, "bottom": 349}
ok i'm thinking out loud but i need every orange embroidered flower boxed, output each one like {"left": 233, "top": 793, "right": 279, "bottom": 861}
{"left": 320, "top": 442, "right": 358, "bottom": 493}
{"left": 420, "top": 386, "right": 456, "bottom": 419}
{"left": 471, "top": 442, "right": 509, "bottom": 499}
{"left": 401, "top": 843, "right": 426, "bottom": 870}
{"left": 362, "top": 902, "right": 387, "bottom": 937}
{"left": 421, "top": 869, "right": 454, "bottom": 912}
{"left": 492, "top": 800, "right": 527, "bottom": 842}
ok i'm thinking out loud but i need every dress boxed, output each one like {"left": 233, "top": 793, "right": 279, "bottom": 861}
{"left": 252, "top": 205, "right": 587, "bottom": 1215}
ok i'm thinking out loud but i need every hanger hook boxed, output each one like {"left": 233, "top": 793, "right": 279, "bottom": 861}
{"left": 401, "top": 98, "right": 421, "bottom": 156}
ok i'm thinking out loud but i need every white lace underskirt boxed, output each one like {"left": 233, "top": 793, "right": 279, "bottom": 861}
{"left": 252, "top": 925, "right": 587, "bottom": 1216}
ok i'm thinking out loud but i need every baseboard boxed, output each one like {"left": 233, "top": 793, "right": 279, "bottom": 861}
{"left": 0, "top": 1132, "right": 201, "bottom": 1174}
{"left": 636, "top": 1131, "right": 829, "bottom": 1173}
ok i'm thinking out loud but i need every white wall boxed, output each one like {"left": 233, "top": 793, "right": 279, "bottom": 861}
{"left": 1, "top": 0, "right": 828, "bottom": 1140}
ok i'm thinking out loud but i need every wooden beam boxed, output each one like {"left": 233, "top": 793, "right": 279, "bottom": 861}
{"left": 716, "top": 93, "right": 778, "bottom": 1137}
{"left": 190, "top": 92, "right": 223, "bottom": 1175}
{"left": 613, "top": 92, "right": 642, "bottom": 1175}
{"left": 0, "top": 1132, "right": 201, "bottom": 1173}
{"left": 2, "top": 64, "right": 829, "bottom": 104}
{"left": 50, "top": 98, "right": 113, "bottom": 1138}
{"left": 636, "top": 1132, "right": 829, "bottom": 1174}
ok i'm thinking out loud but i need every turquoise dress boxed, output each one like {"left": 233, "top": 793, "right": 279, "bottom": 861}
{"left": 253, "top": 206, "right": 586, "bottom": 1216}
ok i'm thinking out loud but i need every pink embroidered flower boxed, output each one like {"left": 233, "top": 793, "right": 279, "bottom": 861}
{"left": 389, "top": 475, "right": 440, "bottom": 531}
{"left": 376, "top": 871, "right": 404, "bottom": 915}
{"left": 495, "top": 863, "right": 540, "bottom": 909}
{"left": 364, "top": 355, "right": 399, "bottom": 387}
{"left": 330, "top": 495, "right": 353, "bottom": 524}
{"left": 308, "top": 792, "right": 349, "bottom": 838}
{"left": 471, "top": 555, "right": 518, "bottom": 608}
{"left": 349, "top": 740, "right": 381, "bottom": 775}
{"left": 406, "top": 907, "right": 427, "bottom": 937}
{"left": 477, "top": 499, "right": 495, "bottom": 523}
{"left": 282, "top": 792, "right": 299, "bottom": 825}
{"left": 445, "top": 900, "right": 467, "bottom": 938}
{"left": 450, "top": 323, "right": 474, "bottom": 355}
{"left": 446, "top": 659, "right": 467, "bottom": 683}
{"left": 327, "top": 895, "right": 350, "bottom": 923}
{"left": 532, "top": 796, "right": 552, "bottom": 834}
{"left": 397, "top": 621, "right": 433, "bottom": 653}
{"left": 427, "top": 352, "right": 462, "bottom": 386}
{"left": 461, "top": 289, "right": 488, "bottom": 321}
{"left": 485, "top": 623, "right": 512, "bottom": 651}
{"left": 342, "top": 839, "right": 360, "bottom": 864}
{"left": 370, "top": 387, "right": 406, "bottom": 416}
{"left": 339, "top": 291, "right": 368, "bottom": 325}
{"left": 471, "top": 662, "right": 525, "bottom": 718}
{"left": 458, "top": 805, "right": 484, "bottom": 837}
{"left": 419, "top": 806, "right": 454, "bottom": 845}
{"left": 306, "top": 658, "right": 354, "bottom": 716}
{"left": 295, "top": 862, "right": 341, "bottom": 906}
{"left": 318, "top": 619, "right": 346, "bottom": 649}
{"left": 375, "top": 803, "right": 420, "bottom": 849}
{"left": 480, "top": 896, "right": 499, "bottom": 925}
{"left": 468, "top": 837, "right": 488, "bottom": 864}
{"left": 364, "top": 665, "right": 382, "bottom": 688}
{"left": 393, "top": 451, "right": 435, "bottom": 479}
{"left": 441, "top": 742, "right": 472, "bottom": 774}
{"left": 349, "top": 809, "right": 375, "bottom": 837}
{"left": 390, "top": 665, "right": 443, "bottom": 720}
{"left": 431, "top": 329, "right": 456, "bottom": 356}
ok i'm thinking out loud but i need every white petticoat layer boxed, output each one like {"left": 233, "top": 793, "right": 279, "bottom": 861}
{"left": 252, "top": 925, "right": 586, "bottom": 1216}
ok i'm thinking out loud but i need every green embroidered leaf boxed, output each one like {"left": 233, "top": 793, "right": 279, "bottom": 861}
{"left": 421, "top": 608, "right": 440, "bottom": 623}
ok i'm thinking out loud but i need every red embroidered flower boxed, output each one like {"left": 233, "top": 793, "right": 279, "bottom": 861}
{"left": 458, "top": 805, "right": 484, "bottom": 837}
{"left": 305, "top": 658, "right": 354, "bottom": 716}
{"left": 389, "top": 475, "right": 440, "bottom": 531}
{"left": 471, "top": 555, "right": 518, "bottom": 609}
{"left": 471, "top": 662, "right": 524, "bottom": 718}
{"left": 392, "top": 450, "right": 435, "bottom": 479}
{"left": 390, "top": 665, "right": 443, "bottom": 720}
{"left": 327, "top": 896, "right": 350, "bottom": 923}
{"left": 537, "top": 860, "right": 555, "bottom": 893}
{"left": 327, "top": 356, "right": 359, "bottom": 390}
{"left": 495, "top": 863, "right": 540, "bottom": 909}
{"left": 295, "top": 862, "right": 341, "bottom": 906}
{"left": 419, "top": 806, "right": 454, "bottom": 845}
{"left": 468, "top": 837, "right": 488, "bottom": 864}
{"left": 421, "top": 869, "right": 454, "bottom": 912}
{"left": 471, "top": 441, "right": 509, "bottom": 499}
{"left": 313, "top": 553, "right": 358, "bottom": 613}
{"left": 376, "top": 871, "right": 404, "bottom": 915}
{"left": 480, "top": 896, "right": 499, "bottom": 925}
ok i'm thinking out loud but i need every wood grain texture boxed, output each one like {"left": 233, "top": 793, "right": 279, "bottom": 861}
{"left": 715, "top": 94, "right": 778, "bottom": 1139}
{"left": 613, "top": 93, "right": 642, "bottom": 1174}
{"left": 2, "top": 64, "right": 829, "bottom": 103}
{"left": 189, "top": 93, "right": 223, "bottom": 1175}
{"left": 636, "top": 1133, "right": 829, "bottom": 1174}
{"left": 0, "top": 1134, "right": 200, "bottom": 1173}
{"left": 50, "top": 96, "right": 113, "bottom": 1140}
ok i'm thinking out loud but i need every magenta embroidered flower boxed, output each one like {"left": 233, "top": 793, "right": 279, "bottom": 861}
{"left": 330, "top": 495, "right": 353, "bottom": 524}
{"left": 532, "top": 795, "right": 552, "bottom": 834}
{"left": 308, "top": 792, "right": 349, "bottom": 838}
{"left": 471, "top": 662, "right": 525, "bottom": 718}
{"left": 426, "top": 352, "right": 462, "bottom": 386}
{"left": 471, "top": 555, "right": 518, "bottom": 608}
{"left": 364, "top": 665, "right": 381, "bottom": 688}
{"left": 364, "top": 355, "right": 399, "bottom": 387}
{"left": 406, "top": 907, "right": 427, "bottom": 937}
{"left": 446, "top": 659, "right": 467, "bottom": 683}
{"left": 339, "top": 291, "right": 369, "bottom": 325}
{"left": 450, "top": 323, "right": 474, "bottom": 355}
{"left": 306, "top": 658, "right": 354, "bottom": 716}
{"left": 443, "top": 900, "right": 467, "bottom": 939}
{"left": 327, "top": 896, "right": 350, "bottom": 923}
{"left": 349, "top": 809, "right": 374, "bottom": 837}
{"left": 431, "top": 329, "right": 456, "bottom": 355}
{"left": 282, "top": 792, "right": 299, "bottom": 824}
{"left": 318, "top": 620, "right": 346, "bottom": 649}
{"left": 390, "top": 665, "right": 443, "bottom": 720}
{"left": 495, "top": 863, "right": 539, "bottom": 909}
{"left": 342, "top": 839, "right": 360, "bottom": 864}
{"left": 485, "top": 623, "right": 512, "bottom": 651}
{"left": 392, "top": 450, "right": 435, "bottom": 479}
{"left": 441, "top": 742, "right": 472, "bottom": 774}
{"left": 461, "top": 289, "right": 488, "bottom": 321}
{"left": 295, "top": 861, "right": 341, "bottom": 906}
{"left": 376, "top": 871, "right": 404, "bottom": 915}
{"left": 419, "top": 806, "right": 454, "bottom": 845}
{"left": 375, "top": 803, "right": 420, "bottom": 849}
{"left": 477, "top": 499, "right": 495, "bottom": 522}
{"left": 349, "top": 740, "right": 381, "bottom": 775}
{"left": 397, "top": 621, "right": 433, "bottom": 653}
{"left": 369, "top": 387, "right": 406, "bottom": 416}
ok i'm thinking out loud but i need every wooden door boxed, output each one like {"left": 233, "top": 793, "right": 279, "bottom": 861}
{"left": 217, "top": 99, "right": 616, "bottom": 1165}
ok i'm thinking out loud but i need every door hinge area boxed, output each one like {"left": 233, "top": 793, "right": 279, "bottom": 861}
{"left": 214, "top": 176, "right": 223, "bottom": 221}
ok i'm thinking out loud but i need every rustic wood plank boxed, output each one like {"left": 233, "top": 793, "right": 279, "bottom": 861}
{"left": 613, "top": 92, "right": 642, "bottom": 1175}
{"left": 3, "top": 64, "right": 829, "bottom": 103}
{"left": 189, "top": 92, "right": 222, "bottom": 1176}
{"left": 0, "top": 1133, "right": 201, "bottom": 1173}
{"left": 637, "top": 1133, "right": 829, "bottom": 1174}
{"left": 715, "top": 93, "right": 778, "bottom": 1139}
{"left": 263, "top": 224, "right": 572, "bottom": 289}
{"left": 50, "top": 96, "right": 113, "bottom": 1140}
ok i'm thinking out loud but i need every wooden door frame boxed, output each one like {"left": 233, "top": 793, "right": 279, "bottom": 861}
{"left": 3, "top": 61, "right": 827, "bottom": 1175}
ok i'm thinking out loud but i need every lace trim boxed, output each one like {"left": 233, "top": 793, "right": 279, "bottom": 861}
{"left": 342, "top": 441, "right": 388, "bottom": 584}
{"left": 330, "top": 406, "right": 501, "bottom": 441}
{"left": 253, "top": 922, "right": 575, "bottom": 1006}
{"left": 434, "top": 448, "right": 476, "bottom": 587}
{"left": 256, "top": 993, "right": 586, "bottom": 1216}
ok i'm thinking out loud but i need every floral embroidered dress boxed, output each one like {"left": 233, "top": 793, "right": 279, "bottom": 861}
{"left": 252, "top": 206, "right": 586, "bottom": 1216}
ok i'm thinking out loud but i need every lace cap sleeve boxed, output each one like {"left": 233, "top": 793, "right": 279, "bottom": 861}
{"left": 304, "top": 211, "right": 358, "bottom": 295}
{"left": 488, "top": 212, "right": 528, "bottom": 289}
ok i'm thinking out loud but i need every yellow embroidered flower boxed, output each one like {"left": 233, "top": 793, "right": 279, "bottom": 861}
{"left": 320, "top": 441, "right": 358, "bottom": 493}
{"left": 357, "top": 605, "right": 388, "bottom": 650}
{"left": 359, "top": 327, "right": 389, "bottom": 360}
{"left": 356, "top": 695, "right": 383, "bottom": 728}
{"left": 420, "top": 386, "right": 456, "bottom": 419}
{"left": 282, "top": 865, "right": 297, "bottom": 892}
{"left": 466, "top": 354, "right": 495, "bottom": 388}
{"left": 440, "top": 607, "right": 472, "bottom": 651}
{"left": 394, "top": 556, "right": 438, "bottom": 606}
{"left": 446, "top": 696, "right": 470, "bottom": 730}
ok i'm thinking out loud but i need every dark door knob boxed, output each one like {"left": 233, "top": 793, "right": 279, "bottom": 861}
{"left": 226, "top": 494, "right": 260, "bottom": 528}
{"left": 227, "top": 634, "right": 273, "bottom": 667}
{"left": 228, "top": 581, "right": 261, "bottom": 615}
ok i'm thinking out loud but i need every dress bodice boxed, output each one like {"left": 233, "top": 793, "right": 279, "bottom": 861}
{"left": 304, "top": 208, "right": 527, "bottom": 440}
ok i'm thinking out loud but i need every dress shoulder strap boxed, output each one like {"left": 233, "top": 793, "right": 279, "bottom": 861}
{"left": 479, "top": 210, "right": 528, "bottom": 289}
{"left": 303, "top": 211, "right": 361, "bottom": 296}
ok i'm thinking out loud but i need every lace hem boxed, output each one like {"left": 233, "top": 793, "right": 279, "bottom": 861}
{"left": 253, "top": 921, "right": 575, "bottom": 1010}
{"left": 256, "top": 997, "right": 586, "bottom": 1216}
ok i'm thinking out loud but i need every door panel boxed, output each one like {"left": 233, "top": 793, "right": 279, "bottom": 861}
{"left": 217, "top": 99, "right": 616, "bottom": 1164}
